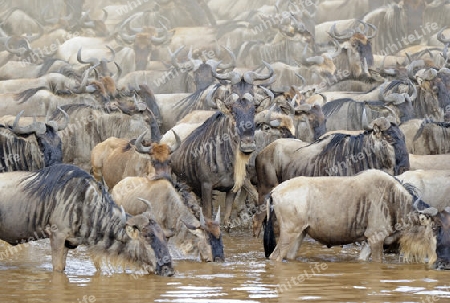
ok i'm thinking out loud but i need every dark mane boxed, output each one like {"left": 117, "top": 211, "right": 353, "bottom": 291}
{"left": 173, "top": 84, "right": 220, "bottom": 120}
{"left": 322, "top": 98, "right": 358, "bottom": 117}
{"left": 21, "top": 164, "right": 113, "bottom": 206}
{"left": 413, "top": 119, "right": 450, "bottom": 142}
{"left": 15, "top": 86, "right": 47, "bottom": 104}
{"left": 37, "top": 58, "right": 60, "bottom": 77}
{"left": 393, "top": 176, "right": 430, "bottom": 210}
{"left": 49, "top": 104, "right": 99, "bottom": 120}
{"left": 318, "top": 132, "right": 366, "bottom": 157}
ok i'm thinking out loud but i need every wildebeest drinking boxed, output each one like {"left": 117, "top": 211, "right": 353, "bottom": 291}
{"left": 0, "top": 164, "right": 174, "bottom": 276}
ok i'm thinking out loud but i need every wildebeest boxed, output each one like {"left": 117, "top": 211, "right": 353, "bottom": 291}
{"left": 0, "top": 164, "right": 174, "bottom": 276}
{"left": 327, "top": 20, "right": 377, "bottom": 79}
{"left": 91, "top": 130, "right": 179, "bottom": 190}
{"left": 404, "top": 119, "right": 450, "bottom": 155}
{"left": 171, "top": 63, "right": 274, "bottom": 225}
{"left": 397, "top": 170, "right": 450, "bottom": 211}
{"left": 0, "top": 108, "right": 68, "bottom": 172}
{"left": 322, "top": 80, "right": 416, "bottom": 131}
{"left": 414, "top": 66, "right": 450, "bottom": 121}
{"left": 264, "top": 169, "right": 449, "bottom": 269}
{"left": 48, "top": 104, "right": 157, "bottom": 171}
{"left": 253, "top": 117, "right": 410, "bottom": 237}
{"left": 111, "top": 176, "right": 225, "bottom": 262}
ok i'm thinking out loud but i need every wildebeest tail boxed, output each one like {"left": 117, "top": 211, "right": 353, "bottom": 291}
{"left": 264, "top": 194, "right": 276, "bottom": 258}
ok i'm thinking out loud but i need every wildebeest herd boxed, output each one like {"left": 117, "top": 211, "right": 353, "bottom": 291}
{"left": 0, "top": 0, "right": 450, "bottom": 276}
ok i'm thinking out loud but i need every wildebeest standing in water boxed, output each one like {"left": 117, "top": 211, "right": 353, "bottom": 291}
{"left": 0, "top": 164, "right": 174, "bottom": 276}
{"left": 264, "top": 170, "right": 450, "bottom": 269}
{"left": 253, "top": 117, "right": 410, "bottom": 238}
{"left": 171, "top": 62, "right": 274, "bottom": 226}
{"left": 0, "top": 108, "right": 68, "bottom": 172}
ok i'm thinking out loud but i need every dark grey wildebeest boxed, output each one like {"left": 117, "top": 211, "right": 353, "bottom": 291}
{"left": 0, "top": 164, "right": 174, "bottom": 276}
{"left": 171, "top": 62, "right": 274, "bottom": 227}
{"left": 0, "top": 108, "right": 68, "bottom": 172}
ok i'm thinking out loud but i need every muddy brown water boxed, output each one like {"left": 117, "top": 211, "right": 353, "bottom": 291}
{"left": 0, "top": 230, "right": 449, "bottom": 303}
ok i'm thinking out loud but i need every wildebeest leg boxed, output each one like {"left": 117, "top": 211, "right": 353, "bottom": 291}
{"left": 368, "top": 236, "right": 386, "bottom": 262}
{"left": 271, "top": 231, "right": 299, "bottom": 262}
{"left": 224, "top": 191, "right": 236, "bottom": 232}
{"left": 48, "top": 230, "right": 69, "bottom": 272}
{"left": 358, "top": 242, "right": 371, "bottom": 261}
{"left": 202, "top": 182, "right": 213, "bottom": 220}
{"left": 286, "top": 230, "right": 307, "bottom": 260}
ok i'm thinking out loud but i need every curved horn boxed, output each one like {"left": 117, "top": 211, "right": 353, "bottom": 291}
{"left": 138, "top": 198, "right": 153, "bottom": 212}
{"left": 426, "top": 0, "right": 445, "bottom": 8}
{"left": 407, "top": 60, "right": 426, "bottom": 79}
{"left": 210, "top": 60, "right": 242, "bottom": 84}
{"left": 328, "top": 22, "right": 354, "bottom": 41}
{"left": 217, "top": 46, "right": 236, "bottom": 70}
{"left": 306, "top": 56, "right": 324, "bottom": 65}
{"left": 101, "top": 8, "right": 108, "bottom": 23}
{"left": 362, "top": 107, "right": 369, "bottom": 130}
{"left": 121, "top": 206, "right": 127, "bottom": 225}
{"left": 170, "top": 130, "right": 181, "bottom": 152}
{"left": 419, "top": 207, "right": 438, "bottom": 217}
{"left": 5, "top": 37, "right": 30, "bottom": 55}
{"left": 328, "top": 38, "right": 342, "bottom": 59}
{"left": 12, "top": 111, "right": 37, "bottom": 135}
{"left": 169, "top": 45, "right": 185, "bottom": 69}
{"left": 437, "top": 27, "right": 450, "bottom": 44}
{"left": 295, "top": 73, "right": 306, "bottom": 86}
{"left": 119, "top": 20, "right": 136, "bottom": 44}
{"left": 199, "top": 209, "right": 205, "bottom": 226}
{"left": 135, "top": 131, "right": 152, "bottom": 153}
{"left": 104, "top": 45, "right": 115, "bottom": 63}
{"left": 418, "top": 68, "right": 438, "bottom": 81}
{"left": 259, "top": 86, "right": 274, "bottom": 104}
{"left": 134, "top": 94, "right": 147, "bottom": 111}
{"left": 75, "top": 63, "right": 99, "bottom": 93}
{"left": 77, "top": 47, "right": 98, "bottom": 65}
{"left": 150, "top": 22, "right": 168, "bottom": 45}
{"left": 364, "top": 22, "right": 377, "bottom": 39}
{"left": 187, "top": 46, "right": 202, "bottom": 70}
{"left": 379, "top": 81, "right": 410, "bottom": 105}
{"left": 243, "top": 61, "right": 274, "bottom": 84}
{"left": 113, "top": 61, "right": 122, "bottom": 79}
{"left": 46, "top": 106, "right": 69, "bottom": 131}
{"left": 215, "top": 206, "right": 220, "bottom": 224}
{"left": 408, "top": 81, "right": 418, "bottom": 102}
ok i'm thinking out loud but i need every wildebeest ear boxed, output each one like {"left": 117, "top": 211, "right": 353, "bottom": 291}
{"left": 126, "top": 225, "right": 140, "bottom": 239}
{"left": 163, "top": 228, "right": 175, "bottom": 239}
{"left": 181, "top": 219, "right": 198, "bottom": 230}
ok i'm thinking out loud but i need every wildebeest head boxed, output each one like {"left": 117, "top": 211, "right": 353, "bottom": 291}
{"left": 134, "top": 130, "right": 180, "bottom": 179}
{"left": 123, "top": 211, "right": 175, "bottom": 276}
{"left": 11, "top": 108, "right": 68, "bottom": 167}
{"left": 119, "top": 17, "right": 169, "bottom": 70}
{"left": 367, "top": 117, "right": 409, "bottom": 175}
{"left": 328, "top": 20, "right": 376, "bottom": 78}
{"left": 401, "top": 199, "right": 450, "bottom": 270}
{"left": 414, "top": 67, "right": 450, "bottom": 120}
{"left": 378, "top": 80, "right": 417, "bottom": 123}
{"left": 183, "top": 208, "right": 224, "bottom": 262}
{"left": 212, "top": 61, "right": 275, "bottom": 154}
{"left": 293, "top": 102, "right": 327, "bottom": 142}
{"left": 170, "top": 45, "right": 236, "bottom": 91}
{"left": 433, "top": 207, "right": 450, "bottom": 270}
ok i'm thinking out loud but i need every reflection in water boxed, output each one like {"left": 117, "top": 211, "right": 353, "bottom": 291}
{"left": 0, "top": 231, "right": 449, "bottom": 303}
